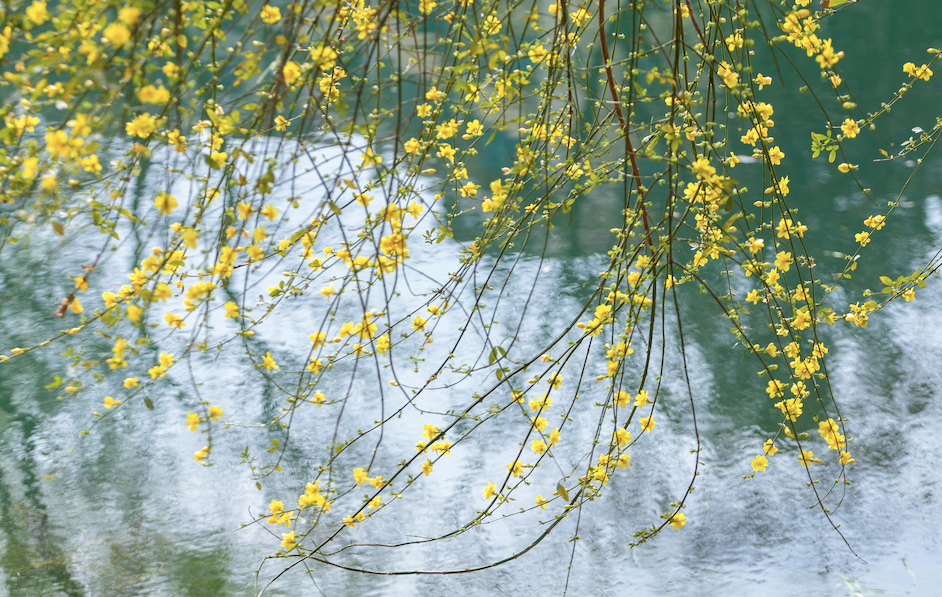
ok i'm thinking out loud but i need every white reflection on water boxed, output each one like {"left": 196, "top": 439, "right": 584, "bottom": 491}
{"left": 0, "top": 144, "right": 940, "bottom": 596}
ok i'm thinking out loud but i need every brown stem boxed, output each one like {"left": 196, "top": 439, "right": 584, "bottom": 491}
{"left": 598, "top": 0, "right": 654, "bottom": 250}
{"left": 684, "top": 0, "right": 708, "bottom": 48}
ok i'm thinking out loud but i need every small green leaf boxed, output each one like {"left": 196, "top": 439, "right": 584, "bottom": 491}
{"left": 557, "top": 481, "right": 569, "bottom": 502}
{"left": 144, "top": 396, "right": 155, "bottom": 410}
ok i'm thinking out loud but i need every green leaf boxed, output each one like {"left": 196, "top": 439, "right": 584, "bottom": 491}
{"left": 144, "top": 396, "right": 155, "bottom": 410}
{"left": 557, "top": 481, "right": 569, "bottom": 502}
{"left": 44, "top": 375, "right": 63, "bottom": 389}
{"left": 52, "top": 221, "right": 64, "bottom": 235}
{"left": 879, "top": 276, "right": 894, "bottom": 286}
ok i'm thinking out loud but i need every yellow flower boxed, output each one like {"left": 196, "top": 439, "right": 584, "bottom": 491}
{"left": 137, "top": 85, "right": 171, "bottom": 104}
{"left": 186, "top": 412, "right": 200, "bottom": 431}
{"left": 639, "top": 416, "right": 655, "bottom": 432}
{"left": 668, "top": 512, "right": 686, "bottom": 529}
{"left": 79, "top": 155, "right": 102, "bottom": 173}
{"left": 261, "top": 351, "right": 279, "bottom": 371}
{"left": 283, "top": 61, "right": 301, "bottom": 85}
{"left": 104, "top": 396, "right": 121, "bottom": 408}
{"left": 362, "top": 147, "right": 382, "bottom": 165}
{"left": 840, "top": 118, "right": 859, "bottom": 139}
{"left": 208, "top": 406, "right": 224, "bottom": 421}
{"left": 124, "top": 377, "right": 139, "bottom": 388}
{"left": 26, "top": 1, "right": 50, "bottom": 25}
{"left": 118, "top": 7, "right": 141, "bottom": 25}
{"left": 209, "top": 151, "right": 228, "bottom": 169}
{"left": 224, "top": 301, "right": 240, "bottom": 318}
{"left": 274, "top": 115, "right": 289, "bottom": 131}
{"left": 751, "top": 455, "right": 768, "bottom": 471}
{"left": 126, "top": 113, "right": 157, "bottom": 138}
{"left": 126, "top": 304, "right": 142, "bottom": 322}
{"left": 614, "top": 428, "right": 631, "bottom": 446}
{"left": 717, "top": 61, "right": 739, "bottom": 88}
{"left": 459, "top": 181, "right": 479, "bottom": 197}
{"left": 797, "top": 450, "right": 820, "bottom": 465}
{"left": 164, "top": 312, "right": 185, "bottom": 329}
{"left": 46, "top": 130, "right": 73, "bottom": 156}
{"left": 762, "top": 439, "right": 778, "bottom": 456}
{"left": 154, "top": 192, "right": 177, "bottom": 215}
{"left": 506, "top": 459, "right": 524, "bottom": 477}
{"left": 309, "top": 44, "right": 337, "bottom": 70}
{"left": 463, "top": 119, "right": 483, "bottom": 139}
{"left": 260, "top": 204, "right": 278, "bottom": 220}
{"left": 528, "top": 42, "right": 547, "bottom": 64}
{"left": 104, "top": 22, "right": 131, "bottom": 47}
{"left": 280, "top": 531, "right": 297, "bottom": 551}
{"left": 484, "top": 13, "right": 501, "bottom": 35}
{"left": 260, "top": 5, "right": 282, "bottom": 24}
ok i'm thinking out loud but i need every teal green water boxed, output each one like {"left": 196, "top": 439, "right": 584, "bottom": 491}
{"left": 2, "top": 2, "right": 942, "bottom": 595}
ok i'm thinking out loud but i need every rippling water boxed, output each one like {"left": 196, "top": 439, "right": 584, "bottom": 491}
{"left": 2, "top": 2, "right": 942, "bottom": 595}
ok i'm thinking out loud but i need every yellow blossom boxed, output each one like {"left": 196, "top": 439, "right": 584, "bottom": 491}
{"left": 260, "top": 5, "right": 282, "bottom": 23}
{"left": 104, "top": 22, "right": 131, "bottom": 48}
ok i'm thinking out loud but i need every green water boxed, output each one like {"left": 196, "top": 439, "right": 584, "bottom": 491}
{"left": 2, "top": 2, "right": 942, "bottom": 595}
